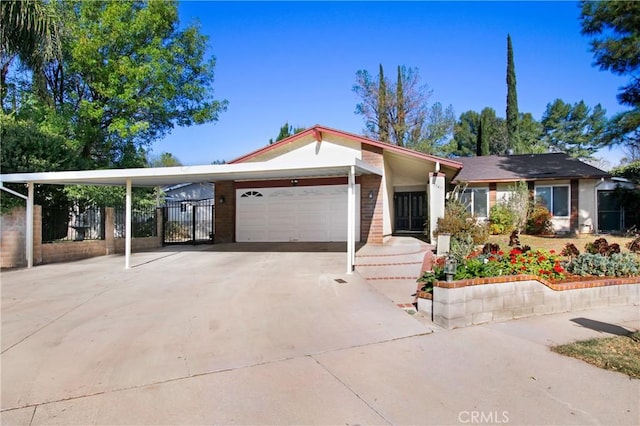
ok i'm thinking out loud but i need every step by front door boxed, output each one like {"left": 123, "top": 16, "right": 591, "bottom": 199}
{"left": 394, "top": 192, "right": 426, "bottom": 232}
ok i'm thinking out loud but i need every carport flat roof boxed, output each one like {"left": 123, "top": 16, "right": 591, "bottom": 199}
{"left": 0, "top": 158, "right": 381, "bottom": 187}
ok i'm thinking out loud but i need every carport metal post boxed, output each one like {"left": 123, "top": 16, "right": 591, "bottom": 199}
{"left": 26, "top": 182, "right": 34, "bottom": 268}
{"left": 125, "top": 178, "right": 132, "bottom": 269}
{"left": 347, "top": 165, "right": 355, "bottom": 274}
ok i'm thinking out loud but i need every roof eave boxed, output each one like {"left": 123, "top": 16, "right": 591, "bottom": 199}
{"left": 229, "top": 124, "right": 463, "bottom": 170}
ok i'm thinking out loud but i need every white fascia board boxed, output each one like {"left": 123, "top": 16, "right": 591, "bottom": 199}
{"left": 0, "top": 158, "right": 382, "bottom": 187}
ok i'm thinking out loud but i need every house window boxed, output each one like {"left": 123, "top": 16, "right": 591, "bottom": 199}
{"left": 241, "top": 191, "right": 263, "bottom": 198}
{"left": 461, "top": 188, "right": 488, "bottom": 218}
{"left": 535, "top": 185, "right": 569, "bottom": 216}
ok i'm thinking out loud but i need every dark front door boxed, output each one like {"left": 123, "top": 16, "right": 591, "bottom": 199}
{"left": 394, "top": 192, "right": 426, "bottom": 232}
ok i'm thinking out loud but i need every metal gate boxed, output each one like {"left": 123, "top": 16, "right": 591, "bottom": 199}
{"left": 162, "top": 199, "right": 214, "bottom": 245}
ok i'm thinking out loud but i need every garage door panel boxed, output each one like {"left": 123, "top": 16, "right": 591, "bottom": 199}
{"left": 236, "top": 185, "right": 360, "bottom": 242}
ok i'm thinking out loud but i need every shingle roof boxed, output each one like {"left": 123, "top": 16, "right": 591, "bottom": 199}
{"left": 452, "top": 153, "right": 610, "bottom": 183}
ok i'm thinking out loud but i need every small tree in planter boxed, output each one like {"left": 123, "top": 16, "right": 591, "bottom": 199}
{"left": 434, "top": 185, "right": 488, "bottom": 262}
{"left": 526, "top": 205, "right": 553, "bottom": 235}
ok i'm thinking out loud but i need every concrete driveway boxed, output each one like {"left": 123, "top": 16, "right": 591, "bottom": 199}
{"left": 2, "top": 244, "right": 639, "bottom": 425}
{"left": 1, "top": 244, "right": 428, "bottom": 424}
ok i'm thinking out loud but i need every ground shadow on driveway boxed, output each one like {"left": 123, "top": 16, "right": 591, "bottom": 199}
{"left": 570, "top": 317, "right": 636, "bottom": 336}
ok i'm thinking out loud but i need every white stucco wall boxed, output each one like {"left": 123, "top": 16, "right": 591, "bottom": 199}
{"left": 383, "top": 160, "right": 394, "bottom": 236}
{"left": 496, "top": 183, "right": 513, "bottom": 203}
{"left": 534, "top": 180, "right": 570, "bottom": 233}
{"left": 578, "top": 179, "right": 599, "bottom": 233}
{"left": 262, "top": 138, "right": 362, "bottom": 166}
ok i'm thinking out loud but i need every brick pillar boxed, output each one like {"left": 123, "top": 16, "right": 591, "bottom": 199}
{"left": 214, "top": 181, "right": 236, "bottom": 243}
{"left": 104, "top": 207, "right": 115, "bottom": 254}
{"left": 570, "top": 179, "right": 579, "bottom": 235}
{"left": 0, "top": 206, "right": 26, "bottom": 268}
{"left": 33, "top": 205, "right": 42, "bottom": 265}
{"left": 156, "top": 207, "right": 163, "bottom": 243}
{"left": 361, "top": 145, "right": 384, "bottom": 244}
{"left": 360, "top": 175, "right": 383, "bottom": 244}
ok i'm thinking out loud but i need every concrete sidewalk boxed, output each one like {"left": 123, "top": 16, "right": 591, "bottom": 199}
{"left": 2, "top": 303, "right": 638, "bottom": 425}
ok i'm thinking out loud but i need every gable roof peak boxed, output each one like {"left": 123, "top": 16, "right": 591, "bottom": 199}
{"left": 230, "top": 124, "right": 462, "bottom": 169}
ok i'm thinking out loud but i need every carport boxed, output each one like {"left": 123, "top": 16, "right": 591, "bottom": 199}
{"left": 0, "top": 158, "right": 381, "bottom": 273}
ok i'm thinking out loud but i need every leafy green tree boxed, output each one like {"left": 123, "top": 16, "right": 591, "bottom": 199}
{"left": 476, "top": 113, "right": 489, "bottom": 156}
{"left": 540, "top": 99, "right": 607, "bottom": 159}
{"left": 506, "top": 34, "right": 520, "bottom": 152}
{"left": 479, "top": 107, "right": 509, "bottom": 155}
{"left": 421, "top": 102, "right": 456, "bottom": 153}
{"left": 378, "top": 64, "right": 390, "bottom": 142}
{"left": 611, "top": 160, "right": 640, "bottom": 184}
{"left": 580, "top": 1, "right": 640, "bottom": 159}
{"left": 268, "top": 122, "right": 305, "bottom": 144}
{"left": 0, "top": 0, "right": 62, "bottom": 104}
{"left": 518, "top": 112, "right": 545, "bottom": 153}
{"left": 450, "top": 110, "right": 480, "bottom": 157}
{"left": 1, "top": 0, "right": 226, "bottom": 213}
{"left": 148, "top": 152, "right": 182, "bottom": 168}
{"left": 39, "top": 0, "right": 227, "bottom": 168}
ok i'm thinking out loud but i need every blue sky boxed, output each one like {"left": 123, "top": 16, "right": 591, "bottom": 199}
{"left": 156, "top": 1, "right": 628, "bottom": 167}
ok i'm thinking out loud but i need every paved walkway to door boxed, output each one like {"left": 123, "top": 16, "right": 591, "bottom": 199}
{"left": 355, "top": 236, "right": 432, "bottom": 308}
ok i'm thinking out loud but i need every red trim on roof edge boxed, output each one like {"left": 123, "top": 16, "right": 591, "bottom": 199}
{"left": 228, "top": 124, "right": 463, "bottom": 169}
{"left": 451, "top": 175, "right": 610, "bottom": 184}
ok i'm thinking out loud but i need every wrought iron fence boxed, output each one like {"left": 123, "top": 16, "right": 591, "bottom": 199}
{"left": 42, "top": 207, "right": 104, "bottom": 243}
{"left": 114, "top": 206, "right": 157, "bottom": 238}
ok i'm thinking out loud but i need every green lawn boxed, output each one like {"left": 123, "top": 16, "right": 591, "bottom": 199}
{"left": 552, "top": 332, "right": 640, "bottom": 379}
{"left": 487, "top": 234, "right": 636, "bottom": 256}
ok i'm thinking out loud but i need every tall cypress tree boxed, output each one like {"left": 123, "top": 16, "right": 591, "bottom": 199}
{"left": 396, "top": 65, "right": 406, "bottom": 147}
{"left": 476, "top": 113, "right": 489, "bottom": 156}
{"left": 506, "top": 34, "right": 520, "bottom": 152}
{"left": 377, "top": 64, "right": 389, "bottom": 142}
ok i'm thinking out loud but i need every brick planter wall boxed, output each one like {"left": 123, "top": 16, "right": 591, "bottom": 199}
{"left": 114, "top": 236, "right": 161, "bottom": 253}
{"left": 40, "top": 240, "right": 106, "bottom": 265}
{"left": 418, "top": 275, "right": 640, "bottom": 329}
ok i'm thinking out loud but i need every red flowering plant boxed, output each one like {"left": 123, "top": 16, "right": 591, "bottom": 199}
{"left": 450, "top": 245, "right": 566, "bottom": 281}
{"left": 503, "top": 247, "right": 565, "bottom": 280}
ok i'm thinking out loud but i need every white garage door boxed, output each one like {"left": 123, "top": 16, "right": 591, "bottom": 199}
{"left": 236, "top": 185, "right": 360, "bottom": 242}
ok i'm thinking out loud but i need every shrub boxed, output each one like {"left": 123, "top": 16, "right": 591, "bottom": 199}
{"left": 418, "top": 268, "right": 443, "bottom": 293}
{"left": 435, "top": 190, "right": 488, "bottom": 260}
{"left": 584, "top": 238, "right": 621, "bottom": 257}
{"left": 482, "top": 242, "right": 501, "bottom": 255}
{"left": 489, "top": 203, "right": 516, "bottom": 235}
{"left": 561, "top": 243, "right": 580, "bottom": 259}
{"left": 627, "top": 237, "right": 640, "bottom": 253}
{"left": 526, "top": 205, "right": 553, "bottom": 235}
{"left": 505, "top": 181, "right": 531, "bottom": 232}
{"left": 566, "top": 253, "right": 640, "bottom": 277}
{"left": 508, "top": 230, "right": 520, "bottom": 247}
{"left": 449, "top": 234, "right": 476, "bottom": 263}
